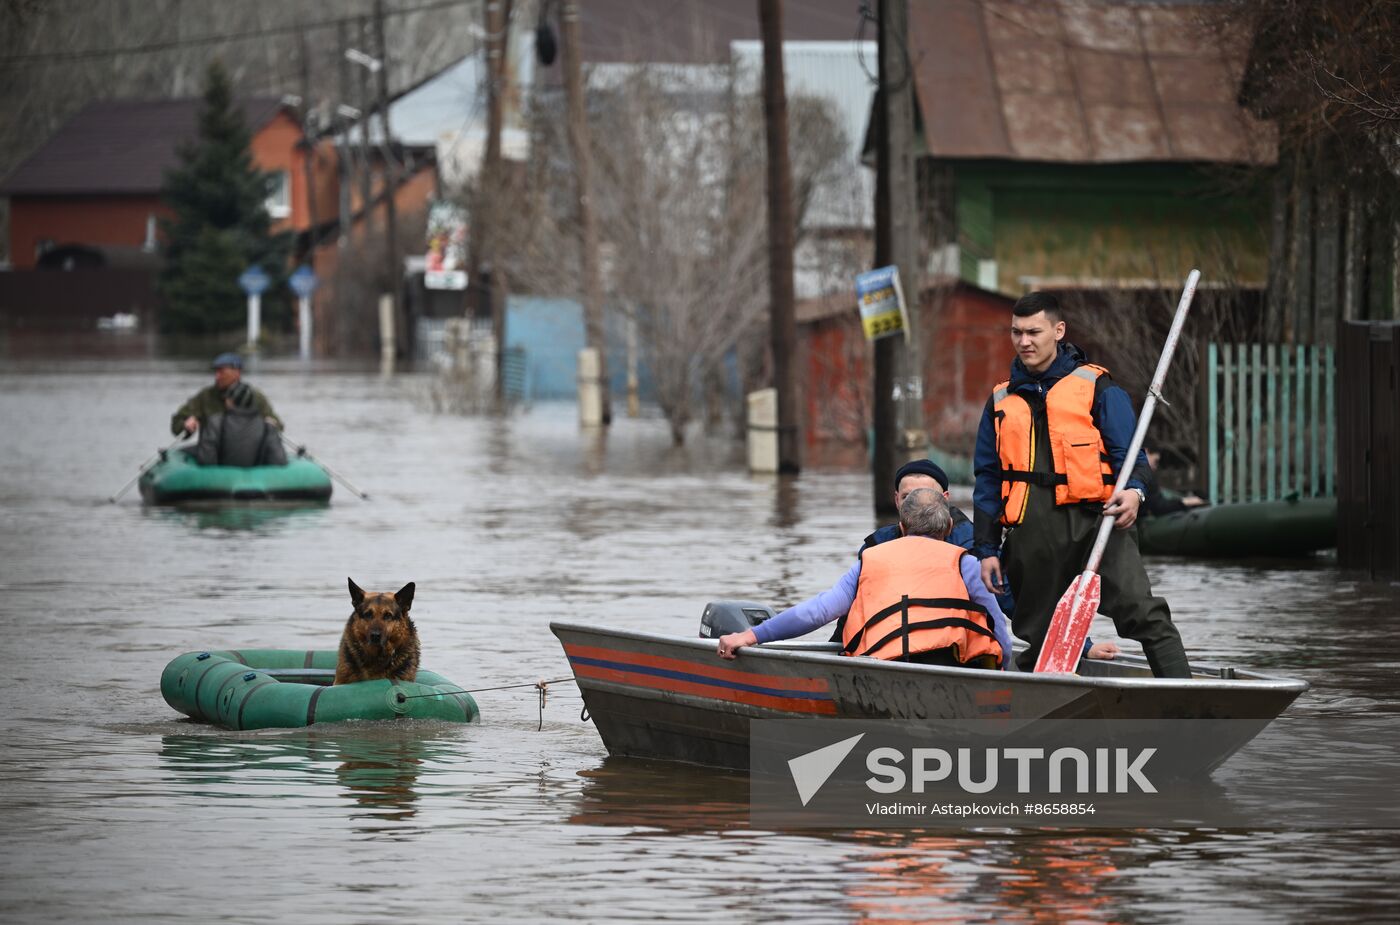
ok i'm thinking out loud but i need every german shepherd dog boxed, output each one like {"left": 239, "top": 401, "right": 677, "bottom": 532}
{"left": 335, "top": 578, "right": 421, "bottom": 685}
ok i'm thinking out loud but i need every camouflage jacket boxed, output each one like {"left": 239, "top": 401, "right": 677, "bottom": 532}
{"left": 171, "top": 384, "right": 282, "bottom": 435}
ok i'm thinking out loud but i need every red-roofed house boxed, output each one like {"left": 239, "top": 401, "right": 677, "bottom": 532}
{"left": 1, "top": 97, "right": 334, "bottom": 269}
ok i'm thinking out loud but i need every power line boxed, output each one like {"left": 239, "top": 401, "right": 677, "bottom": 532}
{"left": 0, "top": 0, "right": 476, "bottom": 67}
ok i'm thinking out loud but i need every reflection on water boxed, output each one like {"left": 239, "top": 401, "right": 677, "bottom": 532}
{"left": 3, "top": 361, "right": 1400, "bottom": 922}
{"left": 159, "top": 724, "right": 459, "bottom": 834}
{"left": 143, "top": 502, "right": 331, "bottom": 534}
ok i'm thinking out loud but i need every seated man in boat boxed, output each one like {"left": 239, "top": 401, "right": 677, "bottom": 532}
{"left": 717, "top": 488, "right": 1014, "bottom": 669}
{"left": 171, "top": 352, "right": 282, "bottom": 438}
{"left": 865, "top": 460, "right": 975, "bottom": 550}
{"left": 843, "top": 458, "right": 1119, "bottom": 662}
{"left": 1143, "top": 449, "right": 1208, "bottom": 517}
{"left": 190, "top": 382, "right": 288, "bottom": 468}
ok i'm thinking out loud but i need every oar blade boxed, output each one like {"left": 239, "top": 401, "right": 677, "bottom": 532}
{"left": 1034, "top": 573, "right": 1102, "bottom": 673}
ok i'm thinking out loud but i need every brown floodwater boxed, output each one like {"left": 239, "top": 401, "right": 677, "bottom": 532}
{"left": 1, "top": 356, "right": 1398, "bottom": 923}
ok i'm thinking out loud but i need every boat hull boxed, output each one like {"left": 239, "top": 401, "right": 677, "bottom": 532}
{"left": 553, "top": 623, "right": 1307, "bottom": 773}
{"left": 1138, "top": 497, "right": 1336, "bottom": 557}
{"left": 139, "top": 450, "right": 332, "bottom": 505}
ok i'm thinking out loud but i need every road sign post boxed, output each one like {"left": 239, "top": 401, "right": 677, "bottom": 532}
{"left": 238, "top": 266, "right": 271, "bottom": 349}
{"left": 288, "top": 265, "right": 320, "bottom": 359}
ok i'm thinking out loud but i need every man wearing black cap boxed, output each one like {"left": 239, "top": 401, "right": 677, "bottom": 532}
{"left": 863, "top": 459, "right": 973, "bottom": 552}
{"left": 170, "top": 353, "right": 282, "bottom": 438}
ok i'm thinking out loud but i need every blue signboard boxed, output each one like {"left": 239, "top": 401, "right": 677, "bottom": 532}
{"left": 288, "top": 265, "right": 319, "bottom": 298}
{"left": 238, "top": 266, "right": 271, "bottom": 296}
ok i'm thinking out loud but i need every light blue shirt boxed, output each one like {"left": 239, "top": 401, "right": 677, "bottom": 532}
{"left": 751, "top": 548, "right": 1014, "bottom": 668}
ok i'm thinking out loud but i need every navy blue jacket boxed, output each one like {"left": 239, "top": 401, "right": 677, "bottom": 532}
{"left": 972, "top": 343, "right": 1151, "bottom": 559}
{"left": 861, "top": 505, "right": 974, "bottom": 554}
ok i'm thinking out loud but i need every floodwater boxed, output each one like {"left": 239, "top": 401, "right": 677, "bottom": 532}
{"left": 2, "top": 356, "right": 1399, "bottom": 923}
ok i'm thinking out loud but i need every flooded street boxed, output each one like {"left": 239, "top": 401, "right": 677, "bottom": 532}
{"left": 2, "top": 358, "right": 1399, "bottom": 923}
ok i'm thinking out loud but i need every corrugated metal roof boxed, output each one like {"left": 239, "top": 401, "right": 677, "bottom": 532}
{"left": 909, "top": 0, "right": 1276, "bottom": 165}
{"left": 732, "top": 40, "right": 877, "bottom": 229}
{"left": 1, "top": 98, "right": 288, "bottom": 196}
{"left": 569, "top": 0, "right": 856, "bottom": 65}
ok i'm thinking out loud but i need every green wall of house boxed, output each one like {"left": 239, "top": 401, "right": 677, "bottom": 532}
{"left": 950, "top": 162, "right": 1270, "bottom": 294}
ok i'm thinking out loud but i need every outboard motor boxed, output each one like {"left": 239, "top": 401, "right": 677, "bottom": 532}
{"left": 698, "top": 600, "right": 776, "bottom": 639}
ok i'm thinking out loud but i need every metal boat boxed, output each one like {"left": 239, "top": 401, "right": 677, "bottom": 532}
{"left": 552, "top": 619, "right": 1308, "bottom": 773}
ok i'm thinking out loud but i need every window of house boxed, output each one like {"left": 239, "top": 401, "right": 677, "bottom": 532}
{"left": 265, "top": 171, "right": 291, "bottom": 219}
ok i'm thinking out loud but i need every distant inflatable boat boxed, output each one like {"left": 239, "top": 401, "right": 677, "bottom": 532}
{"left": 161, "top": 649, "right": 479, "bottom": 730}
{"left": 139, "top": 450, "right": 332, "bottom": 504}
{"left": 1138, "top": 496, "right": 1337, "bottom": 557}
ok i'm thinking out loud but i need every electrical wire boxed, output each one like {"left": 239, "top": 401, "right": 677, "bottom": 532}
{"left": 0, "top": 0, "right": 478, "bottom": 66}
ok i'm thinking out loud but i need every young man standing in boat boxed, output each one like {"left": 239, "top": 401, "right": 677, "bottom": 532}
{"left": 972, "top": 292, "right": 1192, "bottom": 678}
{"left": 170, "top": 353, "right": 282, "bottom": 437}
{"left": 717, "top": 488, "right": 1014, "bottom": 669}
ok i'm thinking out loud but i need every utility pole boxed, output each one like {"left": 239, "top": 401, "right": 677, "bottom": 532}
{"left": 872, "top": 0, "right": 925, "bottom": 515}
{"left": 336, "top": 20, "right": 352, "bottom": 251}
{"left": 356, "top": 17, "right": 374, "bottom": 242}
{"left": 298, "top": 27, "right": 321, "bottom": 357}
{"left": 298, "top": 32, "right": 320, "bottom": 244}
{"left": 470, "top": 0, "right": 512, "bottom": 406}
{"left": 560, "top": 0, "right": 611, "bottom": 425}
{"left": 373, "top": 0, "right": 403, "bottom": 358}
{"left": 758, "top": 0, "right": 800, "bottom": 472}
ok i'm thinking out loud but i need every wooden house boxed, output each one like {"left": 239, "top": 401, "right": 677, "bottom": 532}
{"left": 801, "top": 0, "right": 1279, "bottom": 464}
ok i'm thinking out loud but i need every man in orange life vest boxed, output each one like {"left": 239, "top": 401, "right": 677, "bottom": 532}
{"left": 973, "top": 292, "right": 1192, "bottom": 678}
{"left": 716, "top": 488, "right": 1013, "bottom": 668}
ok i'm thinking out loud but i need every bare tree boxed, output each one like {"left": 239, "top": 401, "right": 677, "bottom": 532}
{"left": 498, "top": 60, "right": 846, "bottom": 445}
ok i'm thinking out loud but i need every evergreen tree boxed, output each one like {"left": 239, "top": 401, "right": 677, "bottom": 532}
{"left": 158, "top": 61, "right": 292, "bottom": 337}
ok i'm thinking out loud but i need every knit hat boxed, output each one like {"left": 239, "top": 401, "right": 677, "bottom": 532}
{"left": 226, "top": 382, "right": 256, "bottom": 410}
{"left": 894, "top": 458, "right": 949, "bottom": 492}
{"left": 211, "top": 352, "right": 243, "bottom": 370}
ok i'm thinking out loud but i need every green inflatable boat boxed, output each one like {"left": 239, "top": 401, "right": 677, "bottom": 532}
{"left": 161, "top": 649, "right": 480, "bottom": 730}
{"left": 140, "top": 450, "right": 332, "bottom": 505}
{"left": 1138, "top": 496, "right": 1337, "bottom": 557}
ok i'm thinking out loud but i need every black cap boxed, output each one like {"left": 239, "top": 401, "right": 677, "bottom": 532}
{"left": 894, "top": 459, "right": 949, "bottom": 492}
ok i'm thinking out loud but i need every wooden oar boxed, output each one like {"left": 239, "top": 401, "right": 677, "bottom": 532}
{"left": 108, "top": 431, "right": 190, "bottom": 503}
{"left": 1034, "top": 269, "right": 1201, "bottom": 674}
{"left": 279, "top": 433, "right": 370, "bottom": 500}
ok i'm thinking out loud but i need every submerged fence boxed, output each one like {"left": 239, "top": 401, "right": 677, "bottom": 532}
{"left": 1203, "top": 343, "right": 1336, "bottom": 504}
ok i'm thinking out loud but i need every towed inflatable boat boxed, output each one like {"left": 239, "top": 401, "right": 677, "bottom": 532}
{"left": 161, "top": 649, "right": 479, "bottom": 730}
{"left": 140, "top": 450, "right": 332, "bottom": 505}
{"left": 1138, "top": 496, "right": 1336, "bottom": 557}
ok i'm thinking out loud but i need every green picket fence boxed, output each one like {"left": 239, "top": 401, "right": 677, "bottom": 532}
{"left": 1205, "top": 343, "right": 1336, "bottom": 504}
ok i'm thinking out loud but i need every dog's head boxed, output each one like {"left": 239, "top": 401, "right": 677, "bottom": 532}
{"left": 347, "top": 578, "right": 416, "bottom": 652}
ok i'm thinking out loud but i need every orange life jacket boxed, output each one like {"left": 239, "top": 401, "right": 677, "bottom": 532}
{"left": 841, "top": 536, "right": 1002, "bottom": 666}
{"left": 992, "top": 364, "right": 1115, "bottom": 526}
